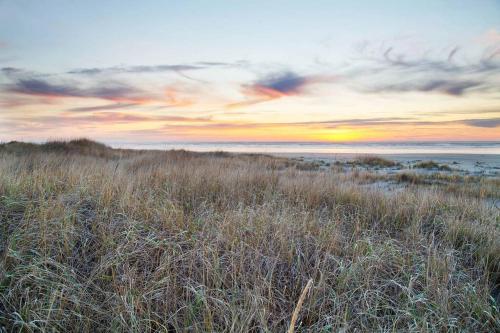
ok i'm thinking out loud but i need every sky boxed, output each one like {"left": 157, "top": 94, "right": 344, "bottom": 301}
{"left": 1, "top": 0, "right": 500, "bottom": 142}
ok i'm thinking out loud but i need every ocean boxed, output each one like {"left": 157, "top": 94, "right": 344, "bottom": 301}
{"left": 108, "top": 141, "right": 500, "bottom": 156}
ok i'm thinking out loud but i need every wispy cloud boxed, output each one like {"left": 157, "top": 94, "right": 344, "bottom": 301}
{"left": 2, "top": 112, "right": 213, "bottom": 131}
{"left": 66, "top": 61, "right": 251, "bottom": 84}
{"left": 347, "top": 42, "right": 500, "bottom": 97}
{"left": 418, "top": 108, "right": 500, "bottom": 116}
{"left": 66, "top": 103, "right": 137, "bottom": 113}
{"left": 375, "top": 45, "right": 500, "bottom": 74}
{"left": 164, "top": 87, "right": 195, "bottom": 107}
{"left": 290, "top": 117, "right": 500, "bottom": 129}
{"left": 70, "top": 112, "right": 212, "bottom": 124}
{"left": 67, "top": 61, "right": 243, "bottom": 75}
{"left": 145, "top": 116, "right": 500, "bottom": 131}
{"left": 67, "top": 64, "right": 203, "bottom": 75}
{"left": 368, "top": 79, "right": 481, "bottom": 96}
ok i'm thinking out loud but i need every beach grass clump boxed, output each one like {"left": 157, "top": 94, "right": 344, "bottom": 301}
{"left": 0, "top": 140, "right": 498, "bottom": 332}
{"left": 414, "top": 160, "right": 452, "bottom": 171}
{"left": 395, "top": 172, "right": 424, "bottom": 184}
{"left": 344, "top": 155, "right": 400, "bottom": 168}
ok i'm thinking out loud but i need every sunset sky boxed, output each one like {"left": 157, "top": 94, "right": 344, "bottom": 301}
{"left": 1, "top": 1, "right": 499, "bottom": 142}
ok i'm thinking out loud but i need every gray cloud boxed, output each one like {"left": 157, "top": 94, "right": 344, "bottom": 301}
{"left": 447, "top": 46, "right": 460, "bottom": 62}
{"left": 5, "top": 78, "right": 151, "bottom": 102}
{"left": 1, "top": 67, "right": 22, "bottom": 77}
{"left": 1, "top": 67, "right": 57, "bottom": 80}
{"left": 253, "top": 71, "right": 309, "bottom": 95}
{"left": 9, "top": 78, "right": 81, "bottom": 97}
{"left": 228, "top": 70, "right": 336, "bottom": 108}
{"left": 461, "top": 118, "right": 500, "bottom": 128}
{"left": 369, "top": 79, "right": 481, "bottom": 96}
{"left": 418, "top": 108, "right": 500, "bottom": 116}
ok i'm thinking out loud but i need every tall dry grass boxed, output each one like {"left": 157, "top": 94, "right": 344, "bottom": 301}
{"left": 0, "top": 140, "right": 498, "bottom": 332}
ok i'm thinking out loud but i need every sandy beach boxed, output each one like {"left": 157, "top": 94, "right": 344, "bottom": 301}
{"left": 280, "top": 153, "right": 500, "bottom": 176}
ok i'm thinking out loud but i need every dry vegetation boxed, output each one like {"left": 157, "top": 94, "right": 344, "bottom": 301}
{"left": 353, "top": 155, "right": 400, "bottom": 168}
{"left": 0, "top": 140, "right": 499, "bottom": 332}
{"left": 413, "top": 161, "right": 452, "bottom": 172}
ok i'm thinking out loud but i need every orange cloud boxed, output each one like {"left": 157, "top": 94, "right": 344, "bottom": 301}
{"left": 164, "top": 87, "right": 194, "bottom": 107}
{"left": 227, "top": 71, "right": 336, "bottom": 108}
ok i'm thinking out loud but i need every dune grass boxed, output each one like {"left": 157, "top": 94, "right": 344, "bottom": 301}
{"left": 0, "top": 140, "right": 499, "bottom": 332}
{"left": 335, "top": 155, "right": 400, "bottom": 169}
{"left": 414, "top": 160, "right": 452, "bottom": 171}
{"left": 354, "top": 155, "right": 400, "bottom": 168}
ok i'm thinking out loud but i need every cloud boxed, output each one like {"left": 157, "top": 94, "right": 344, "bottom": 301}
{"left": 1, "top": 67, "right": 207, "bottom": 108}
{"left": 419, "top": 80, "right": 479, "bottom": 96}
{"left": 447, "top": 46, "right": 460, "bottom": 62}
{"left": 301, "top": 117, "right": 500, "bottom": 129}
{"left": 74, "top": 112, "right": 211, "bottom": 124}
{"left": 461, "top": 118, "right": 500, "bottom": 128}
{"left": 253, "top": 71, "right": 309, "bottom": 96}
{"left": 66, "top": 103, "right": 137, "bottom": 113}
{"left": 65, "top": 61, "right": 251, "bottom": 84}
{"left": 164, "top": 87, "right": 194, "bottom": 107}
{"left": 260, "top": 117, "right": 497, "bottom": 129}
{"left": 305, "top": 117, "right": 500, "bottom": 129}
{"left": 67, "top": 61, "right": 242, "bottom": 76}
{"left": 1, "top": 67, "right": 20, "bottom": 74}
{"left": 289, "top": 117, "right": 414, "bottom": 127}
{"left": 142, "top": 116, "right": 500, "bottom": 132}
{"left": 4, "top": 113, "right": 498, "bottom": 140}
{"left": 369, "top": 79, "right": 481, "bottom": 96}
{"left": 0, "top": 67, "right": 61, "bottom": 80}
{"left": 5, "top": 78, "right": 153, "bottom": 103}
{"left": 1, "top": 68, "right": 203, "bottom": 107}
{"left": 1, "top": 112, "right": 213, "bottom": 132}
{"left": 228, "top": 71, "right": 336, "bottom": 108}
{"left": 418, "top": 108, "right": 500, "bottom": 116}
{"left": 195, "top": 61, "right": 233, "bottom": 67}
{"left": 67, "top": 64, "right": 203, "bottom": 75}
{"left": 9, "top": 78, "right": 80, "bottom": 97}
{"left": 373, "top": 46, "right": 500, "bottom": 74}
{"left": 346, "top": 42, "right": 500, "bottom": 97}
{"left": 1, "top": 67, "right": 32, "bottom": 79}
{"left": 477, "top": 29, "right": 500, "bottom": 45}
